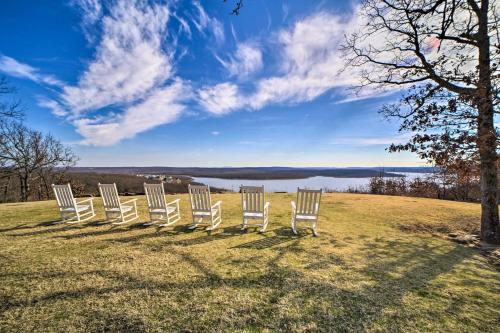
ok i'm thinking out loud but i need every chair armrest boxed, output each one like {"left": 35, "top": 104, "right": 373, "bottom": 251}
{"left": 211, "top": 201, "right": 222, "bottom": 209}
{"left": 166, "top": 198, "right": 181, "bottom": 206}
{"left": 291, "top": 201, "right": 296, "bottom": 210}
{"left": 76, "top": 197, "right": 93, "bottom": 204}
{"left": 121, "top": 198, "right": 137, "bottom": 205}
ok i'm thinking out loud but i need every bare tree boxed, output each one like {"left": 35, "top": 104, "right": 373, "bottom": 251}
{"left": 0, "top": 122, "right": 77, "bottom": 201}
{"left": 0, "top": 76, "right": 24, "bottom": 121}
{"left": 344, "top": 0, "right": 499, "bottom": 244}
{"left": 0, "top": 77, "right": 24, "bottom": 199}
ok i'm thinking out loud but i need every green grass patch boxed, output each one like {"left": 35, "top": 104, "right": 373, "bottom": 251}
{"left": 0, "top": 193, "right": 499, "bottom": 332}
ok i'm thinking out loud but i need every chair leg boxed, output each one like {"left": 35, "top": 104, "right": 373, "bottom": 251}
{"left": 207, "top": 211, "right": 221, "bottom": 231}
{"left": 291, "top": 216, "right": 297, "bottom": 235}
{"left": 312, "top": 221, "right": 318, "bottom": 237}
{"left": 259, "top": 215, "right": 268, "bottom": 233}
{"left": 259, "top": 222, "right": 268, "bottom": 233}
{"left": 240, "top": 218, "right": 247, "bottom": 230}
{"left": 66, "top": 211, "right": 81, "bottom": 224}
{"left": 188, "top": 216, "right": 201, "bottom": 229}
{"left": 112, "top": 210, "right": 128, "bottom": 225}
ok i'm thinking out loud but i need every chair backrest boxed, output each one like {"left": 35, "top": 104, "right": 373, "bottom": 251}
{"left": 295, "top": 188, "right": 322, "bottom": 216}
{"left": 52, "top": 184, "right": 76, "bottom": 209}
{"left": 241, "top": 185, "right": 264, "bottom": 212}
{"left": 98, "top": 183, "right": 121, "bottom": 208}
{"left": 188, "top": 184, "right": 212, "bottom": 212}
{"left": 144, "top": 183, "right": 166, "bottom": 209}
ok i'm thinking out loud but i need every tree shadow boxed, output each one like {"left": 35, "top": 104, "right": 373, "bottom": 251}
{"left": 0, "top": 219, "right": 68, "bottom": 234}
{"left": 231, "top": 227, "right": 303, "bottom": 250}
{"left": 162, "top": 226, "right": 244, "bottom": 247}
{"left": 8, "top": 225, "right": 87, "bottom": 237}
{"left": 83, "top": 309, "right": 147, "bottom": 333}
{"left": 107, "top": 225, "right": 245, "bottom": 246}
{"left": 0, "top": 235, "right": 487, "bottom": 331}
{"left": 55, "top": 226, "right": 132, "bottom": 240}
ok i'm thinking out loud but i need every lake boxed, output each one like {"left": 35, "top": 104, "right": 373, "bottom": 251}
{"left": 192, "top": 172, "right": 431, "bottom": 193}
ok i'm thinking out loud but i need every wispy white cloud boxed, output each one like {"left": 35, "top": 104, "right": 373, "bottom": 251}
{"left": 0, "top": 55, "right": 64, "bottom": 86}
{"left": 198, "top": 8, "right": 387, "bottom": 113}
{"left": 215, "top": 42, "right": 263, "bottom": 78}
{"left": 37, "top": 98, "right": 68, "bottom": 117}
{"left": 173, "top": 13, "right": 192, "bottom": 39}
{"left": 34, "top": 0, "right": 192, "bottom": 146}
{"left": 75, "top": 80, "right": 190, "bottom": 145}
{"left": 211, "top": 131, "right": 220, "bottom": 136}
{"left": 282, "top": 3, "right": 289, "bottom": 22}
{"left": 71, "top": 0, "right": 103, "bottom": 42}
{"left": 61, "top": 1, "right": 172, "bottom": 114}
{"left": 192, "top": 1, "right": 225, "bottom": 44}
{"left": 198, "top": 83, "right": 240, "bottom": 115}
{"left": 23, "top": 2, "right": 394, "bottom": 146}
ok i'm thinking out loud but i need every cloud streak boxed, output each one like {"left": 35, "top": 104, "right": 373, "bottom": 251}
{"left": 75, "top": 80, "right": 190, "bottom": 145}
{"left": 0, "top": 55, "right": 64, "bottom": 86}
{"left": 215, "top": 42, "right": 263, "bottom": 78}
{"left": 13, "top": 2, "right": 391, "bottom": 146}
{"left": 198, "top": 8, "right": 387, "bottom": 113}
{"left": 38, "top": 0, "right": 200, "bottom": 146}
{"left": 61, "top": 1, "right": 173, "bottom": 114}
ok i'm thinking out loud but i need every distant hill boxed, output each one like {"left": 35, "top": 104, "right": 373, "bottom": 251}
{"left": 69, "top": 167, "right": 412, "bottom": 179}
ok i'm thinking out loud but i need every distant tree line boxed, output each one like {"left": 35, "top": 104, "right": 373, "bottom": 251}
{"left": 346, "top": 161, "right": 498, "bottom": 202}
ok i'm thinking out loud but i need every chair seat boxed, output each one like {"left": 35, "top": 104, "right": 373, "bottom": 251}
{"left": 150, "top": 207, "right": 176, "bottom": 214}
{"left": 106, "top": 205, "right": 133, "bottom": 213}
{"left": 296, "top": 214, "right": 318, "bottom": 220}
{"left": 61, "top": 204, "right": 89, "bottom": 212}
{"left": 243, "top": 211, "right": 264, "bottom": 218}
{"left": 193, "top": 209, "right": 218, "bottom": 216}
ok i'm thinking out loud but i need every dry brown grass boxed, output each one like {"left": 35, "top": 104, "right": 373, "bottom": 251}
{"left": 0, "top": 193, "right": 499, "bottom": 332}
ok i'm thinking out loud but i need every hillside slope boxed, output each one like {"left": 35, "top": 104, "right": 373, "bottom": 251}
{"left": 0, "top": 194, "right": 498, "bottom": 332}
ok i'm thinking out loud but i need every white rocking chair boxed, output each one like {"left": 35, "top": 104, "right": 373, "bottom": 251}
{"left": 98, "top": 183, "right": 139, "bottom": 225}
{"left": 291, "top": 188, "right": 322, "bottom": 236}
{"left": 188, "top": 184, "right": 222, "bottom": 231}
{"left": 240, "top": 185, "right": 269, "bottom": 232}
{"left": 52, "top": 184, "right": 95, "bottom": 224}
{"left": 144, "top": 183, "right": 181, "bottom": 226}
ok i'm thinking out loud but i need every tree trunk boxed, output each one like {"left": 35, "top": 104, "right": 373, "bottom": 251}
{"left": 477, "top": 100, "right": 499, "bottom": 243}
{"left": 476, "top": 0, "right": 499, "bottom": 243}
{"left": 19, "top": 174, "right": 29, "bottom": 202}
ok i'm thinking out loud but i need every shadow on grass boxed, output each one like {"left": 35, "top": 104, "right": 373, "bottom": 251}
{"left": 0, "top": 237, "right": 487, "bottom": 332}
{"left": 112, "top": 225, "right": 245, "bottom": 246}
{"left": 0, "top": 219, "right": 69, "bottom": 235}
{"left": 83, "top": 309, "right": 147, "bottom": 333}
{"left": 231, "top": 227, "right": 303, "bottom": 250}
{"left": 53, "top": 222, "right": 151, "bottom": 240}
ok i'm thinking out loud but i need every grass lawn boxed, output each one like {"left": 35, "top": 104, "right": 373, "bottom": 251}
{"left": 0, "top": 193, "right": 499, "bottom": 332}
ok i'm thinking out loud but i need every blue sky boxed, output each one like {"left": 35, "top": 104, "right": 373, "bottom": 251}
{"left": 0, "top": 0, "right": 423, "bottom": 167}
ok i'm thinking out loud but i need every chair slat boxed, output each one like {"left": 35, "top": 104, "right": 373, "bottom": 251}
{"left": 144, "top": 183, "right": 166, "bottom": 210}
{"left": 53, "top": 184, "right": 75, "bottom": 208}
{"left": 296, "top": 188, "right": 322, "bottom": 215}
{"left": 99, "top": 183, "right": 121, "bottom": 208}
{"left": 241, "top": 185, "right": 264, "bottom": 213}
{"left": 189, "top": 185, "right": 211, "bottom": 211}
